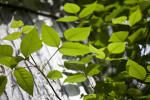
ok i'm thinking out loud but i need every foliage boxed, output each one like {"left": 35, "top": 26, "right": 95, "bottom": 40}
{"left": 1, "top": 0, "right": 150, "bottom": 100}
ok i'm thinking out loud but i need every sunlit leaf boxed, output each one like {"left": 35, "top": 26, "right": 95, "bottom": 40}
{"left": 64, "top": 27, "right": 91, "bottom": 41}
{"left": 11, "top": 20, "right": 24, "bottom": 28}
{"left": 105, "top": 57, "right": 128, "bottom": 61}
{"left": 59, "top": 42, "right": 90, "bottom": 56}
{"left": 147, "top": 65, "right": 150, "bottom": 72}
{"left": 79, "top": 2, "right": 97, "bottom": 18}
{"left": 63, "top": 73, "right": 86, "bottom": 83}
{"left": 0, "top": 45, "right": 13, "bottom": 58}
{"left": 41, "top": 23, "right": 61, "bottom": 47}
{"left": 64, "top": 3, "right": 80, "bottom": 14}
{"left": 20, "top": 29, "right": 43, "bottom": 57}
{"left": 81, "top": 55, "right": 93, "bottom": 63}
{"left": 84, "top": 64, "right": 100, "bottom": 76}
{"left": 112, "top": 16, "right": 127, "bottom": 24}
{"left": 22, "top": 25, "right": 37, "bottom": 34}
{"left": 145, "top": 75, "right": 150, "bottom": 82}
{"left": 0, "top": 75, "right": 7, "bottom": 96}
{"left": 3, "top": 32, "right": 21, "bottom": 41}
{"left": 14, "top": 67, "right": 33, "bottom": 96}
{"left": 107, "top": 42, "right": 126, "bottom": 54}
{"left": 129, "top": 9, "right": 142, "bottom": 26}
{"left": 47, "top": 70, "right": 63, "bottom": 80}
{"left": 84, "top": 94, "right": 96, "bottom": 100}
{"left": 126, "top": 59, "right": 146, "bottom": 80}
{"left": 56, "top": 16, "right": 79, "bottom": 22}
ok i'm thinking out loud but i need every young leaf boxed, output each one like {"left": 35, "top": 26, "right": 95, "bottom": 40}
{"left": 22, "top": 25, "right": 37, "bottom": 34}
{"left": 3, "top": 32, "right": 21, "bottom": 41}
{"left": 20, "top": 29, "right": 43, "bottom": 57}
{"left": 84, "top": 64, "right": 100, "bottom": 76}
{"left": 59, "top": 42, "right": 90, "bottom": 56}
{"left": 145, "top": 75, "right": 150, "bottom": 82}
{"left": 64, "top": 27, "right": 91, "bottom": 41}
{"left": 47, "top": 70, "right": 63, "bottom": 80}
{"left": 89, "top": 45, "right": 105, "bottom": 59}
{"left": 109, "top": 31, "right": 129, "bottom": 42}
{"left": 79, "top": 2, "right": 97, "bottom": 18}
{"left": 0, "top": 45, "right": 13, "bottom": 58}
{"left": 11, "top": 20, "right": 24, "bottom": 28}
{"left": 129, "top": 9, "right": 142, "bottom": 26}
{"left": 14, "top": 67, "right": 34, "bottom": 96}
{"left": 147, "top": 66, "right": 150, "bottom": 72}
{"left": 107, "top": 42, "right": 126, "bottom": 54}
{"left": 0, "top": 75, "right": 7, "bottom": 96}
{"left": 41, "top": 23, "right": 61, "bottom": 47}
{"left": 126, "top": 59, "right": 146, "bottom": 80}
{"left": 64, "top": 3, "right": 80, "bottom": 14}
{"left": 63, "top": 73, "right": 86, "bottom": 83}
{"left": 64, "top": 61, "right": 85, "bottom": 71}
{"left": 112, "top": 16, "right": 127, "bottom": 24}
{"left": 56, "top": 16, "right": 79, "bottom": 22}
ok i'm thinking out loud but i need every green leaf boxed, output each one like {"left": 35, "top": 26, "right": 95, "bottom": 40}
{"left": 107, "top": 42, "right": 126, "bottom": 54}
{"left": 56, "top": 16, "right": 79, "bottom": 22}
{"left": 20, "top": 29, "right": 43, "bottom": 57}
{"left": 63, "top": 73, "right": 86, "bottom": 83}
{"left": 126, "top": 59, "right": 146, "bottom": 80}
{"left": 64, "top": 61, "right": 85, "bottom": 71}
{"left": 112, "top": 16, "right": 127, "bottom": 24}
{"left": 0, "top": 75, "right": 7, "bottom": 96}
{"left": 64, "top": 3, "right": 80, "bottom": 14}
{"left": 79, "top": 2, "right": 97, "bottom": 18}
{"left": 3, "top": 32, "right": 21, "bottom": 41}
{"left": 89, "top": 45, "right": 105, "bottom": 59}
{"left": 0, "top": 45, "right": 13, "bottom": 58}
{"left": 127, "top": 88, "right": 142, "bottom": 96}
{"left": 105, "top": 57, "right": 128, "bottom": 61}
{"left": 117, "top": 71, "right": 132, "bottom": 80}
{"left": 128, "top": 28, "right": 146, "bottom": 44}
{"left": 47, "top": 70, "right": 63, "bottom": 80}
{"left": 90, "top": 15, "right": 103, "bottom": 27}
{"left": 22, "top": 25, "right": 38, "bottom": 34}
{"left": 59, "top": 42, "right": 90, "bottom": 56}
{"left": 129, "top": 9, "right": 142, "bottom": 26}
{"left": 147, "top": 66, "right": 150, "bottom": 72}
{"left": 109, "top": 31, "right": 129, "bottom": 42}
{"left": 41, "top": 23, "right": 61, "bottom": 47}
{"left": 84, "top": 94, "right": 96, "bottom": 100}
{"left": 84, "top": 64, "right": 100, "bottom": 76}
{"left": 94, "top": 4, "right": 104, "bottom": 12}
{"left": 145, "top": 75, "right": 150, "bottom": 82}
{"left": 81, "top": 55, "right": 93, "bottom": 63}
{"left": 14, "top": 67, "right": 34, "bottom": 96}
{"left": 64, "top": 27, "right": 91, "bottom": 41}
{"left": 11, "top": 20, "right": 24, "bottom": 28}
{"left": 0, "top": 56, "right": 23, "bottom": 69}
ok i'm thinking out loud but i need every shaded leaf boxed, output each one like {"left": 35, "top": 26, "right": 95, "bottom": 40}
{"left": 147, "top": 65, "right": 150, "bottom": 72}
{"left": 3, "top": 32, "right": 21, "bottom": 41}
{"left": 0, "top": 45, "right": 13, "bottom": 58}
{"left": 63, "top": 73, "right": 86, "bottom": 83}
{"left": 64, "top": 27, "right": 91, "bottom": 41}
{"left": 41, "top": 23, "right": 61, "bottom": 47}
{"left": 0, "top": 75, "right": 7, "bottom": 96}
{"left": 81, "top": 56, "right": 93, "bottom": 63}
{"left": 84, "top": 64, "right": 100, "bottom": 76}
{"left": 20, "top": 29, "right": 43, "bottom": 57}
{"left": 47, "top": 70, "right": 63, "bottom": 80}
{"left": 126, "top": 59, "right": 146, "bottom": 80}
{"left": 127, "top": 88, "right": 142, "bottom": 96}
{"left": 109, "top": 31, "right": 129, "bottom": 42}
{"left": 107, "top": 42, "right": 126, "bottom": 54}
{"left": 11, "top": 20, "right": 24, "bottom": 28}
{"left": 64, "top": 3, "right": 80, "bottom": 14}
{"left": 64, "top": 61, "right": 85, "bottom": 71}
{"left": 59, "top": 42, "right": 90, "bottom": 56}
{"left": 14, "top": 67, "right": 33, "bottom": 96}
